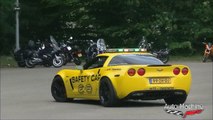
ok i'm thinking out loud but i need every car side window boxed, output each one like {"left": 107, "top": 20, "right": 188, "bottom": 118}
{"left": 83, "top": 56, "right": 108, "bottom": 69}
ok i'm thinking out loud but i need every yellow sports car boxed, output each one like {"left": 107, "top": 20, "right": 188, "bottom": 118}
{"left": 51, "top": 48, "right": 192, "bottom": 107}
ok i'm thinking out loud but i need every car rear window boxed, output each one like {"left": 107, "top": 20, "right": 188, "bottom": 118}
{"left": 108, "top": 54, "right": 163, "bottom": 66}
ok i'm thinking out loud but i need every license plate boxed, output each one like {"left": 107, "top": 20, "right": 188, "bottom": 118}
{"left": 149, "top": 78, "right": 171, "bottom": 84}
{"left": 78, "top": 53, "right": 82, "bottom": 57}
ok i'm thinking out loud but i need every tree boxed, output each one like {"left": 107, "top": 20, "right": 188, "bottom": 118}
{"left": 0, "top": 0, "right": 15, "bottom": 55}
{"left": 1, "top": 0, "right": 213, "bottom": 55}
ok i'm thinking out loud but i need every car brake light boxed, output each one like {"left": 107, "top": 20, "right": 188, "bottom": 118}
{"left": 137, "top": 68, "right": 145, "bottom": 76}
{"left": 182, "top": 67, "right": 189, "bottom": 75}
{"left": 128, "top": 68, "right": 136, "bottom": 76}
{"left": 173, "top": 67, "right": 180, "bottom": 75}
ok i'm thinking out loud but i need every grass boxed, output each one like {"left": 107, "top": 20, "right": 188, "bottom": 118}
{"left": 0, "top": 56, "right": 17, "bottom": 67}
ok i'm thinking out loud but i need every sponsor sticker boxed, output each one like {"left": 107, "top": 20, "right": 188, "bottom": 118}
{"left": 164, "top": 104, "right": 204, "bottom": 119}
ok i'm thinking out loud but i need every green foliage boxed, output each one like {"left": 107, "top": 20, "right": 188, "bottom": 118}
{"left": 1, "top": 0, "right": 213, "bottom": 55}
{"left": 170, "top": 41, "right": 194, "bottom": 56}
{"left": 0, "top": 0, "right": 15, "bottom": 54}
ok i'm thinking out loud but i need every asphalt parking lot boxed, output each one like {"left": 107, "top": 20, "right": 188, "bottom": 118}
{"left": 0, "top": 62, "right": 212, "bottom": 119}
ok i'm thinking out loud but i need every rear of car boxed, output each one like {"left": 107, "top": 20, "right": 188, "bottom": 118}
{"left": 104, "top": 54, "right": 191, "bottom": 105}
{"left": 116, "top": 65, "right": 191, "bottom": 99}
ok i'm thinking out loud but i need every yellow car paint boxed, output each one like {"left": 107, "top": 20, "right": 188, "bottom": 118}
{"left": 54, "top": 53, "right": 192, "bottom": 101}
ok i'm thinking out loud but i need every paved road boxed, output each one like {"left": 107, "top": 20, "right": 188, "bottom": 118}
{"left": 1, "top": 62, "right": 212, "bottom": 119}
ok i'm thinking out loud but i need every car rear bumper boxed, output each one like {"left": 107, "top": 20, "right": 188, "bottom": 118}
{"left": 123, "top": 90, "right": 187, "bottom": 100}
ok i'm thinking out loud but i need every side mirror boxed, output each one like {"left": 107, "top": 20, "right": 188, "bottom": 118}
{"left": 76, "top": 65, "right": 83, "bottom": 70}
{"left": 75, "top": 66, "right": 83, "bottom": 73}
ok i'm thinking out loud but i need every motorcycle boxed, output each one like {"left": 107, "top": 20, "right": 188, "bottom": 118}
{"left": 86, "top": 39, "right": 107, "bottom": 63}
{"left": 86, "top": 40, "right": 98, "bottom": 62}
{"left": 14, "top": 49, "right": 27, "bottom": 67}
{"left": 97, "top": 38, "right": 107, "bottom": 54}
{"left": 13, "top": 40, "right": 39, "bottom": 67}
{"left": 138, "top": 38, "right": 170, "bottom": 64}
{"left": 138, "top": 36, "right": 149, "bottom": 51}
{"left": 152, "top": 48, "right": 170, "bottom": 64}
{"left": 25, "top": 36, "right": 64, "bottom": 68}
{"left": 202, "top": 42, "right": 213, "bottom": 62}
{"left": 60, "top": 40, "right": 82, "bottom": 65}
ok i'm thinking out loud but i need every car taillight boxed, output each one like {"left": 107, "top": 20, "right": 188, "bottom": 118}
{"left": 182, "top": 67, "right": 189, "bottom": 75}
{"left": 173, "top": 67, "right": 180, "bottom": 75}
{"left": 137, "top": 68, "right": 145, "bottom": 76}
{"left": 128, "top": 68, "right": 136, "bottom": 76}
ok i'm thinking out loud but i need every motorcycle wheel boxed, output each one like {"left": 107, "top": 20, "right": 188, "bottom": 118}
{"left": 52, "top": 56, "right": 64, "bottom": 68}
{"left": 25, "top": 59, "right": 35, "bottom": 68}
{"left": 73, "top": 57, "right": 81, "bottom": 65}
{"left": 159, "top": 55, "right": 169, "bottom": 64}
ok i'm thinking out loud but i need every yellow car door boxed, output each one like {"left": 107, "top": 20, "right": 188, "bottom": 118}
{"left": 80, "top": 68, "right": 101, "bottom": 96}
{"left": 80, "top": 56, "right": 108, "bottom": 98}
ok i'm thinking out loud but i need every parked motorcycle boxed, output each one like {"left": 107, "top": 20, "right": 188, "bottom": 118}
{"left": 97, "top": 38, "right": 107, "bottom": 54}
{"left": 86, "top": 39, "right": 107, "bottom": 62}
{"left": 152, "top": 48, "right": 170, "bottom": 64}
{"left": 13, "top": 40, "right": 39, "bottom": 67}
{"left": 138, "top": 38, "right": 170, "bottom": 63}
{"left": 60, "top": 40, "right": 82, "bottom": 65}
{"left": 14, "top": 49, "right": 27, "bottom": 67}
{"left": 138, "top": 36, "right": 149, "bottom": 51}
{"left": 202, "top": 42, "right": 213, "bottom": 62}
{"left": 86, "top": 40, "right": 98, "bottom": 62}
{"left": 25, "top": 36, "right": 64, "bottom": 68}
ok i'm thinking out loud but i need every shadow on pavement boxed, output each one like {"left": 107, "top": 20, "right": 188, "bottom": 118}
{"left": 51, "top": 99, "right": 165, "bottom": 107}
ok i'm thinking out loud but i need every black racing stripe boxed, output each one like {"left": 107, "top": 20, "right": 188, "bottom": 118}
{"left": 98, "top": 69, "right": 101, "bottom": 74}
{"left": 69, "top": 79, "right": 74, "bottom": 90}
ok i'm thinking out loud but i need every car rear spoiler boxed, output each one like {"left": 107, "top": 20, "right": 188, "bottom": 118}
{"left": 147, "top": 64, "right": 172, "bottom": 67}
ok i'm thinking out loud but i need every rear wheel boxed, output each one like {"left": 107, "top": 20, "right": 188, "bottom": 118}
{"left": 25, "top": 59, "right": 35, "bottom": 68}
{"left": 99, "top": 78, "right": 119, "bottom": 107}
{"left": 164, "top": 94, "right": 187, "bottom": 105}
{"left": 51, "top": 76, "right": 72, "bottom": 102}
{"left": 52, "top": 56, "right": 64, "bottom": 68}
{"left": 159, "top": 55, "right": 169, "bottom": 64}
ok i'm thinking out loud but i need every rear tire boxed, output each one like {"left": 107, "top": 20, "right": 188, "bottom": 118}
{"left": 52, "top": 56, "right": 64, "bottom": 68}
{"left": 164, "top": 94, "right": 187, "bottom": 105}
{"left": 25, "top": 59, "right": 35, "bottom": 68}
{"left": 51, "top": 76, "right": 72, "bottom": 102}
{"left": 99, "top": 78, "right": 119, "bottom": 107}
{"left": 160, "top": 55, "right": 169, "bottom": 64}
